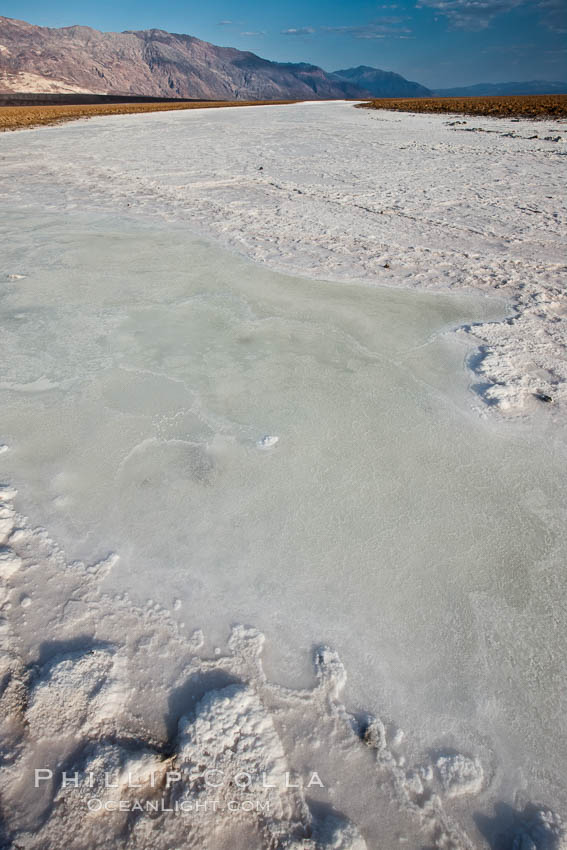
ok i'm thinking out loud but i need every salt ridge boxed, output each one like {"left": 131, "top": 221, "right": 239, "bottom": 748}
{"left": 3, "top": 483, "right": 564, "bottom": 848}
{"left": 2, "top": 101, "right": 565, "bottom": 415}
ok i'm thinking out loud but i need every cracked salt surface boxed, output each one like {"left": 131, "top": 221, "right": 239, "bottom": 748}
{"left": 1, "top": 213, "right": 566, "bottom": 848}
{"left": 1, "top": 489, "right": 564, "bottom": 850}
{"left": 0, "top": 103, "right": 566, "bottom": 848}
{"left": 1, "top": 100, "right": 565, "bottom": 416}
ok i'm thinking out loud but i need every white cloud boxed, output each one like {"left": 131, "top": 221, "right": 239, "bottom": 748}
{"left": 281, "top": 27, "right": 316, "bottom": 35}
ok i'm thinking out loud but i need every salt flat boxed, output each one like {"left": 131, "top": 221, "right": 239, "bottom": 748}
{"left": 0, "top": 103, "right": 566, "bottom": 850}
{"left": 2, "top": 100, "right": 566, "bottom": 413}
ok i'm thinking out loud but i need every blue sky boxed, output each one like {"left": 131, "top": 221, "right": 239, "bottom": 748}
{"left": 3, "top": 0, "right": 566, "bottom": 87}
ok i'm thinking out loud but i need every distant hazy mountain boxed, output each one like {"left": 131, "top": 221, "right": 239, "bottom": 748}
{"left": 0, "top": 16, "right": 365, "bottom": 99}
{"left": 333, "top": 66, "right": 432, "bottom": 98}
{"left": 435, "top": 81, "right": 567, "bottom": 97}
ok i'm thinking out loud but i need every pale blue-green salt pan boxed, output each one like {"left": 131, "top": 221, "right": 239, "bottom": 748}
{"left": 0, "top": 210, "right": 565, "bottom": 849}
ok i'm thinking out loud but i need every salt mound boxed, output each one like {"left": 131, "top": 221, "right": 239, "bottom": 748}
{"left": 435, "top": 754, "right": 484, "bottom": 797}
{"left": 257, "top": 434, "right": 279, "bottom": 449}
{"left": 0, "top": 488, "right": 527, "bottom": 849}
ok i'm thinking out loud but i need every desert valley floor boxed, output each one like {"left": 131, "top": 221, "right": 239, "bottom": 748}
{"left": 0, "top": 101, "right": 566, "bottom": 850}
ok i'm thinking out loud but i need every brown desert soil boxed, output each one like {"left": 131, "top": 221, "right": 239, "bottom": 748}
{"left": 358, "top": 94, "right": 567, "bottom": 119}
{"left": 0, "top": 99, "right": 299, "bottom": 131}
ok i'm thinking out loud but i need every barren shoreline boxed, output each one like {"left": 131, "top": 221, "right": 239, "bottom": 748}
{"left": 0, "top": 98, "right": 300, "bottom": 131}
{"left": 3, "top": 93, "right": 566, "bottom": 134}
{"left": 359, "top": 93, "right": 567, "bottom": 119}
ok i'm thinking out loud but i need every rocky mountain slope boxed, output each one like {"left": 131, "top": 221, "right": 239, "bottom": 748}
{"left": 0, "top": 16, "right": 366, "bottom": 99}
{"left": 333, "top": 65, "right": 431, "bottom": 98}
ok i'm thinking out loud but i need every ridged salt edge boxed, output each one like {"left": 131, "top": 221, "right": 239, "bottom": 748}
{"left": 0, "top": 482, "right": 565, "bottom": 850}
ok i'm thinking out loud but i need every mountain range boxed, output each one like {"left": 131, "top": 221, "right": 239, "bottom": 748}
{"left": 333, "top": 65, "right": 431, "bottom": 98}
{"left": 0, "top": 17, "right": 386, "bottom": 100}
{"left": 0, "top": 17, "right": 565, "bottom": 102}
{"left": 434, "top": 80, "right": 567, "bottom": 97}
